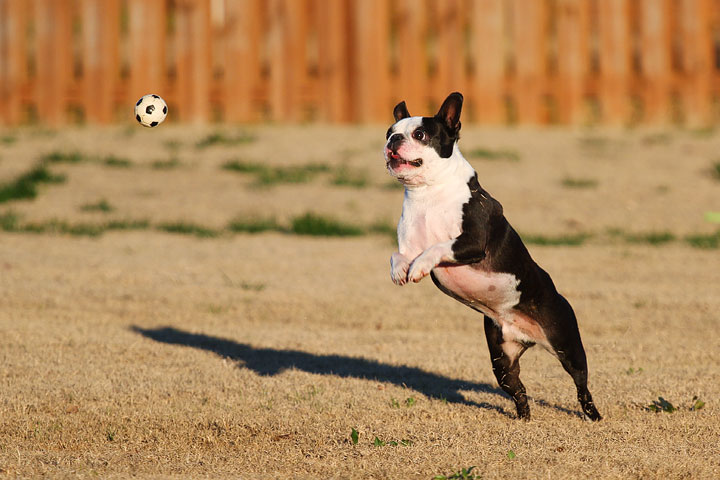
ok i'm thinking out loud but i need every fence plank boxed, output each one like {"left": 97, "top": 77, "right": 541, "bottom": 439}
{"left": 128, "top": 0, "right": 165, "bottom": 113}
{"left": 556, "top": 0, "right": 590, "bottom": 124}
{"left": 512, "top": 0, "right": 546, "bottom": 123}
{"left": 598, "top": 0, "right": 631, "bottom": 124}
{"left": 268, "top": 0, "right": 308, "bottom": 122}
{"left": 174, "top": 0, "right": 211, "bottom": 123}
{"left": 224, "top": 0, "right": 261, "bottom": 122}
{"left": 316, "top": 0, "right": 351, "bottom": 122}
{"left": 435, "top": 0, "right": 466, "bottom": 104}
{"left": 679, "top": 0, "right": 714, "bottom": 126}
{"left": 0, "top": 0, "right": 28, "bottom": 124}
{"left": 472, "top": 0, "right": 505, "bottom": 123}
{"left": 639, "top": 0, "right": 672, "bottom": 124}
{"left": 394, "top": 0, "right": 427, "bottom": 115}
{"left": 35, "top": 0, "right": 72, "bottom": 125}
{"left": 351, "top": 0, "right": 390, "bottom": 122}
{"left": 82, "top": 0, "right": 120, "bottom": 123}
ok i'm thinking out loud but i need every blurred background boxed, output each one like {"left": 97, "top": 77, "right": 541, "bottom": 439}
{"left": 2, "top": 0, "right": 720, "bottom": 127}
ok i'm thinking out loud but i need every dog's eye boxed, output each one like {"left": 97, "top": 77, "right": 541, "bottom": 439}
{"left": 412, "top": 129, "right": 426, "bottom": 141}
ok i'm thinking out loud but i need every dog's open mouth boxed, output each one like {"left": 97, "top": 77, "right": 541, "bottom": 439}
{"left": 387, "top": 154, "right": 423, "bottom": 169}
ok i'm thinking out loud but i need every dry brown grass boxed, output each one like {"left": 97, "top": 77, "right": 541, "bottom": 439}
{"left": 0, "top": 126, "right": 719, "bottom": 478}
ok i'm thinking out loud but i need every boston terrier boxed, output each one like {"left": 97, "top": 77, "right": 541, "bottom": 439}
{"left": 384, "top": 92, "right": 601, "bottom": 421}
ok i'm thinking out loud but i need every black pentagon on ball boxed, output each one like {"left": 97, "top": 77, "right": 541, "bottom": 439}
{"left": 136, "top": 98, "right": 142, "bottom": 106}
{"left": 163, "top": 106, "right": 167, "bottom": 114}
{"left": 150, "top": 121, "right": 159, "bottom": 127}
{"left": 146, "top": 105, "right": 155, "bottom": 114}
{"left": 152, "top": 94, "right": 160, "bottom": 99}
{"left": 135, "top": 114, "right": 141, "bottom": 122}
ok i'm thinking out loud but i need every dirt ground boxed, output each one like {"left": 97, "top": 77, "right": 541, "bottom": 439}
{"left": 0, "top": 124, "right": 719, "bottom": 479}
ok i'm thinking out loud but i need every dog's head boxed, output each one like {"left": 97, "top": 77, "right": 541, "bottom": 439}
{"left": 384, "top": 92, "right": 463, "bottom": 186}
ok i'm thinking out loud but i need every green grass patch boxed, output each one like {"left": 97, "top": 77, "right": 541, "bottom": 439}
{"left": 0, "top": 164, "right": 66, "bottom": 203}
{"left": 80, "top": 199, "right": 114, "bottom": 213}
{"left": 227, "top": 216, "right": 282, "bottom": 234}
{"left": 624, "top": 231, "right": 676, "bottom": 246}
{"left": 712, "top": 161, "right": 720, "bottom": 181}
{"left": 685, "top": 230, "right": 720, "bottom": 249}
{"left": 434, "top": 466, "right": 480, "bottom": 480}
{"left": 467, "top": 147, "right": 520, "bottom": 162}
{"left": 156, "top": 222, "right": 221, "bottom": 238}
{"left": 42, "top": 151, "right": 86, "bottom": 164}
{"left": 151, "top": 157, "right": 182, "bottom": 170}
{"left": 521, "top": 232, "right": 590, "bottom": 246}
{"left": 290, "top": 213, "right": 363, "bottom": 237}
{"left": 102, "top": 155, "right": 133, "bottom": 168}
{"left": 368, "top": 220, "right": 396, "bottom": 237}
{"left": 196, "top": 131, "right": 256, "bottom": 149}
{"left": 1, "top": 134, "right": 17, "bottom": 145}
{"left": 222, "top": 160, "right": 331, "bottom": 185}
{"left": 330, "top": 166, "right": 369, "bottom": 188}
{"left": 561, "top": 177, "right": 599, "bottom": 189}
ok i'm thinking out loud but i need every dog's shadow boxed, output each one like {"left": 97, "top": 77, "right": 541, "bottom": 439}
{"left": 131, "top": 325, "right": 515, "bottom": 417}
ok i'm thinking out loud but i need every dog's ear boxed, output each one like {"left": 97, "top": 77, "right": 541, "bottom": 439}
{"left": 436, "top": 92, "right": 463, "bottom": 132}
{"left": 393, "top": 101, "right": 411, "bottom": 121}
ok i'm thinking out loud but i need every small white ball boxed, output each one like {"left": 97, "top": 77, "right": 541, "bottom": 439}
{"left": 134, "top": 94, "right": 168, "bottom": 127}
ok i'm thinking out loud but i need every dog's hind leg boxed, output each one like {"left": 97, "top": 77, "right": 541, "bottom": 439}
{"left": 544, "top": 296, "right": 602, "bottom": 421}
{"left": 483, "top": 315, "right": 531, "bottom": 420}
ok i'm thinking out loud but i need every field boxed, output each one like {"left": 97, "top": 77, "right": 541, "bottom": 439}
{"left": 1, "top": 124, "right": 719, "bottom": 479}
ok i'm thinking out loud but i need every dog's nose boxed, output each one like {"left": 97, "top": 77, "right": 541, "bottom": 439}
{"left": 388, "top": 133, "right": 404, "bottom": 152}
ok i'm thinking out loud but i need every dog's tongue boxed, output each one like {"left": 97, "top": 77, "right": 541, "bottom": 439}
{"left": 389, "top": 151, "right": 400, "bottom": 160}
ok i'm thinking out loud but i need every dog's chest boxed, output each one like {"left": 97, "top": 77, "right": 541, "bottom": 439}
{"left": 398, "top": 184, "right": 468, "bottom": 256}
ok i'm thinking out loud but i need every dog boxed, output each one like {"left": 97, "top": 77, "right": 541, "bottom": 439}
{"left": 384, "top": 92, "right": 601, "bottom": 421}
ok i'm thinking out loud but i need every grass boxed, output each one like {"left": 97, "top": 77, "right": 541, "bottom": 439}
{"left": 291, "top": 213, "right": 364, "bottom": 237}
{"left": 561, "top": 177, "right": 599, "bottom": 189}
{"left": 331, "top": 167, "right": 368, "bottom": 188}
{"left": 227, "top": 216, "right": 282, "bottom": 234}
{"left": 0, "top": 163, "right": 66, "bottom": 203}
{"left": 1, "top": 134, "right": 17, "bottom": 145}
{"left": 467, "top": 147, "right": 520, "bottom": 162}
{"left": 624, "top": 231, "right": 676, "bottom": 246}
{"left": 102, "top": 155, "right": 133, "bottom": 168}
{"left": 156, "top": 222, "right": 221, "bottom": 238}
{"left": 685, "top": 230, "right": 720, "bottom": 249}
{"left": 42, "top": 151, "right": 86, "bottom": 164}
{"left": 712, "top": 161, "right": 720, "bottom": 181}
{"left": 151, "top": 157, "right": 182, "bottom": 170}
{"left": 80, "top": 199, "right": 114, "bottom": 213}
{"left": 196, "top": 131, "right": 256, "bottom": 149}
{"left": 222, "top": 160, "right": 331, "bottom": 185}
{"left": 521, "top": 232, "right": 590, "bottom": 246}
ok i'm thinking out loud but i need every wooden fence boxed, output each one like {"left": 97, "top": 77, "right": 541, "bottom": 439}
{"left": 1, "top": 0, "right": 720, "bottom": 126}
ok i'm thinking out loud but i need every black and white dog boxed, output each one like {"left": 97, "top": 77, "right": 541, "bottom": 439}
{"left": 384, "top": 92, "right": 601, "bottom": 421}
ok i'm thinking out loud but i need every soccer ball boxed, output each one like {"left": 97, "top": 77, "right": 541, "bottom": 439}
{"left": 134, "top": 94, "right": 168, "bottom": 127}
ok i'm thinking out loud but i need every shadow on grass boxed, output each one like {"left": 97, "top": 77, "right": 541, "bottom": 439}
{"left": 131, "top": 325, "right": 515, "bottom": 417}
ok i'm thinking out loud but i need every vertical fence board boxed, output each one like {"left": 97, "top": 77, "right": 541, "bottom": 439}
{"left": 128, "top": 0, "right": 165, "bottom": 112}
{"left": 82, "top": 0, "right": 119, "bottom": 123}
{"left": 472, "top": 0, "right": 505, "bottom": 123}
{"left": 598, "top": 0, "right": 631, "bottom": 124}
{"left": 556, "top": 0, "right": 590, "bottom": 124}
{"left": 0, "top": 0, "right": 28, "bottom": 124}
{"left": 352, "top": 0, "right": 390, "bottom": 122}
{"left": 680, "top": 0, "right": 714, "bottom": 125}
{"left": 512, "top": 0, "right": 546, "bottom": 123}
{"left": 224, "top": 0, "right": 261, "bottom": 122}
{"left": 436, "top": 0, "right": 467, "bottom": 103}
{"left": 316, "top": 0, "right": 351, "bottom": 122}
{"left": 268, "top": 0, "right": 308, "bottom": 121}
{"left": 35, "top": 0, "right": 72, "bottom": 125}
{"left": 174, "top": 0, "right": 211, "bottom": 123}
{"left": 394, "top": 0, "right": 427, "bottom": 114}
{"left": 639, "top": 0, "right": 672, "bottom": 124}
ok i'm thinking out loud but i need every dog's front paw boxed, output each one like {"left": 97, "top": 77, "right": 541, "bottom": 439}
{"left": 407, "top": 251, "right": 437, "bottom": 283}
{"left": 390, "top": 252, "right": 410, "bottom": 285}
